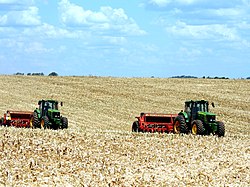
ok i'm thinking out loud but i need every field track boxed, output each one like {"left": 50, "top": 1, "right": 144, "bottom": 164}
{"left": 0, "top": 76, "right": 249, "bottom": 186}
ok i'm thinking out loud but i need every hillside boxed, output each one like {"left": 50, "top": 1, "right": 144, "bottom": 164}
{"left": 0, "top": 76, "right": 249, "bottom": 186}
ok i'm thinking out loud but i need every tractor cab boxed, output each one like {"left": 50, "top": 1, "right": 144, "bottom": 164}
{"left": 38, "top": 100, "right": 59, "bottom": 117}
{"left": 184, "top": 100, "right": 209, "bottom": 121}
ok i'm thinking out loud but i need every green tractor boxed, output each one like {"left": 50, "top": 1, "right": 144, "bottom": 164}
{"left": 173, "top": 100, "right": 225, "bottom": 137}
{"left": 30, "top": 99, "right": 68, "bottom": 129}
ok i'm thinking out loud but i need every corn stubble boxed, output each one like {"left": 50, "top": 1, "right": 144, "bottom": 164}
{"left": 0, "top": 76, "right": 249, "bottom": 186}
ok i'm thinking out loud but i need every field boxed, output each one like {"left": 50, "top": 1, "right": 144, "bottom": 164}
{"left": 0, "top": 75, "right": 249, "bottom": 186}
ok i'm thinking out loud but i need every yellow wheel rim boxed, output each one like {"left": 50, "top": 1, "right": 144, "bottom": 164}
{"left": 30, "top": 118, "right": 33, "bottom": 128}
{"left": 41, "top": 120, "right": 45, "bottom": 129}
{"left": 174, "top": 121, "right": 180, "bottom": 134}
{"left": 192, "top": 124, "right": 197, "bottom": 134}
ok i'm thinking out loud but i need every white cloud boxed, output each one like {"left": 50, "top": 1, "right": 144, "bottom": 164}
{"left": 238, "top": 21, "right": 250, "bottom": 29}
{"left": 148, "top": 0, "right": 198, "bottom": 8}
{"left": 0, "top": 0, "right": 19, "bottom": 3}
{"left": 23, "top": 23, "right": 88, "bottom": 39}
{"left": 148, "top": 0, "right": 245, "bottom": 8}
{"left": 24, "top": 42, "right": 52, "bottom": 54}
{"left": 212, "top": 8, "right": 242, "bottom": 17}
{"left": 0, "top": 0, "right": 34, "bottom": 11}
{"left": 17, "top": 6, "right": 40, "bottom": 25}
{"left": 150, "top": 0, "right": 200, "bottom": 7}
{"left": 0, "top": 15, "right": 7, "bottom": 24}
{"left": 149, "top": 0, "right": 171, "bottom": 7}
{"left": 0, "top": 6, "right": 40, "bottom": 26}
{"left": 58, "top": 0, "right": 146, "bottom": 36}
{"left": 179, "top": 47, "right": 202, "bottom": 58}
{"left": 59, "top": 0, "right": 107, "bottom": 25}
{"left": 103, "top": 36, "right": 127, "bottom": 45}
{"left": 167, "top": 21, "right": 240, "bottom": 41}
{"left": 148, "top": 0, "right": 250, "bottom": 47}
{"left": 0, "top": 0, "right": 33, "bottom": 4}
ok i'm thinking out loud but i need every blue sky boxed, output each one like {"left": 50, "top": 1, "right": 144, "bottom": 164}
{"left": 0, "top": 0, "right": 249, "bottom": 78}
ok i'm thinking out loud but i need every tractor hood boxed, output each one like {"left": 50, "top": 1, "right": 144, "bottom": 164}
{"left": 198, "top": 111, "right": 216, "bottom": 122}
{"left": 198, "top": 111, "right": 216, "bottom": 116}
{"left": 48, "top": 109, "right": 61, "bottom": 118}
{"left": 48, "top": 109, "right": 60, "bottom": 112}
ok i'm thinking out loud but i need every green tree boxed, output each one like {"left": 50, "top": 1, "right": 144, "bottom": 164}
{"left": 48, "top": 72, "right": 58, "bottom": 76}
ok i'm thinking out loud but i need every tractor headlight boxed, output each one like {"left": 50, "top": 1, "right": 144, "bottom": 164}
{"left": 207, "top": 115, "right": 216, "bottom": 122}
{"left": 53, "top": 112, "right": 60, "bottom": 118}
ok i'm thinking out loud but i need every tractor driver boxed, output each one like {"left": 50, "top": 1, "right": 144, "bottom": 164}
{"left": 44, "top": 102, "right": 51, "bottom": 115}
{"left": 185, "top": 105, "right": 191, "bottom": 117}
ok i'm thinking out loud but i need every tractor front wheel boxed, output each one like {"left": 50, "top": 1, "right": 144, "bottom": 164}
{"left": 132, "top": 121, "right": 140, "bottom": 132}
{"left": 191, "top": 120, "right": 204, "bottom": 135}
{"left": 217, "top": 121, "right": 225, "bottom": 137}
{"left": 41, "top": 116, "right": 50, "bottom": 129}
{"left": 61, "top": 117, "right": 68, "bottom": 129}
{"left": 173, "top": 115, "right": 187, "bottom": 134}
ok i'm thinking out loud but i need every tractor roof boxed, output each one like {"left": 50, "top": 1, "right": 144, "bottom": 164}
{"left": 38, "top": 99, "right": 58, "bottom": 105}
{"left": 185, "top": 100, "right": 209, "bottom": 104}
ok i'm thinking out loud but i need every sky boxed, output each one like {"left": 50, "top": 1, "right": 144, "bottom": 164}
{"left": 0, "top": 0, "right": 249, "bottom": 78}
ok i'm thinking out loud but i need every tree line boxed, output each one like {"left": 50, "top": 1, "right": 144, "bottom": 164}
{"left": 14, "top": 72, "right": 58, "bottom": 76}
{"left": 170, "top": 75, "right": 230, "bottom": 79}
{"left": 13, "top": 73, "right": 250, "bottom": 79}
{"left": 170, "top": 75, "right": 250, "bottom": 79}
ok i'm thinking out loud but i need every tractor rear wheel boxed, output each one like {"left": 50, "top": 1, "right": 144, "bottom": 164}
{"left": 132, "top": 121, "right": 140, "bottom": 132}
{"left": 61, "top": 117, "right": 68, "bottom": 129}
{"left": 191, "top": 120, "right": 204, "bottom": 135}
{"left": 31, "top": 112, "right": 40, "bottom": 128}
{"left": 41, "top": 116, "right": 50, "bottom": 129}
{"left": 173, "top": 115, "right": 187, "bottom": 134}
{"left": 217, "top": 121, "right": 225, "bottom": 137}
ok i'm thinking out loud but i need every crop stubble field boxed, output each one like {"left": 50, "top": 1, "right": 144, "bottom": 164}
{"left": 0, "top": 75, "right": 249, "bottom": 186}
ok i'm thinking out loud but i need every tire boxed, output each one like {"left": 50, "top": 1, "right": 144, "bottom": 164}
{"left": 61, "top": 117, "right": 68, "bottom": 129}
{"left": 41, "top": 116, "right": 50, "bottom": 129}
{"left": 0, "top": 117, "right": 3, "bottom": 126}
{"left": 217, "top": 121, "right": 225, "bottom": 137}
{"left": 173, "top": 115, "right": 188, "bottom": 134}
{"left": 191, "top": 120, "right": 204, "bottom": 135}
{"left": 132, "top": 121, "right": 140, "bottom": 132}
{"left": 31, "top": 112, "right": 40, "bottom": 128}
